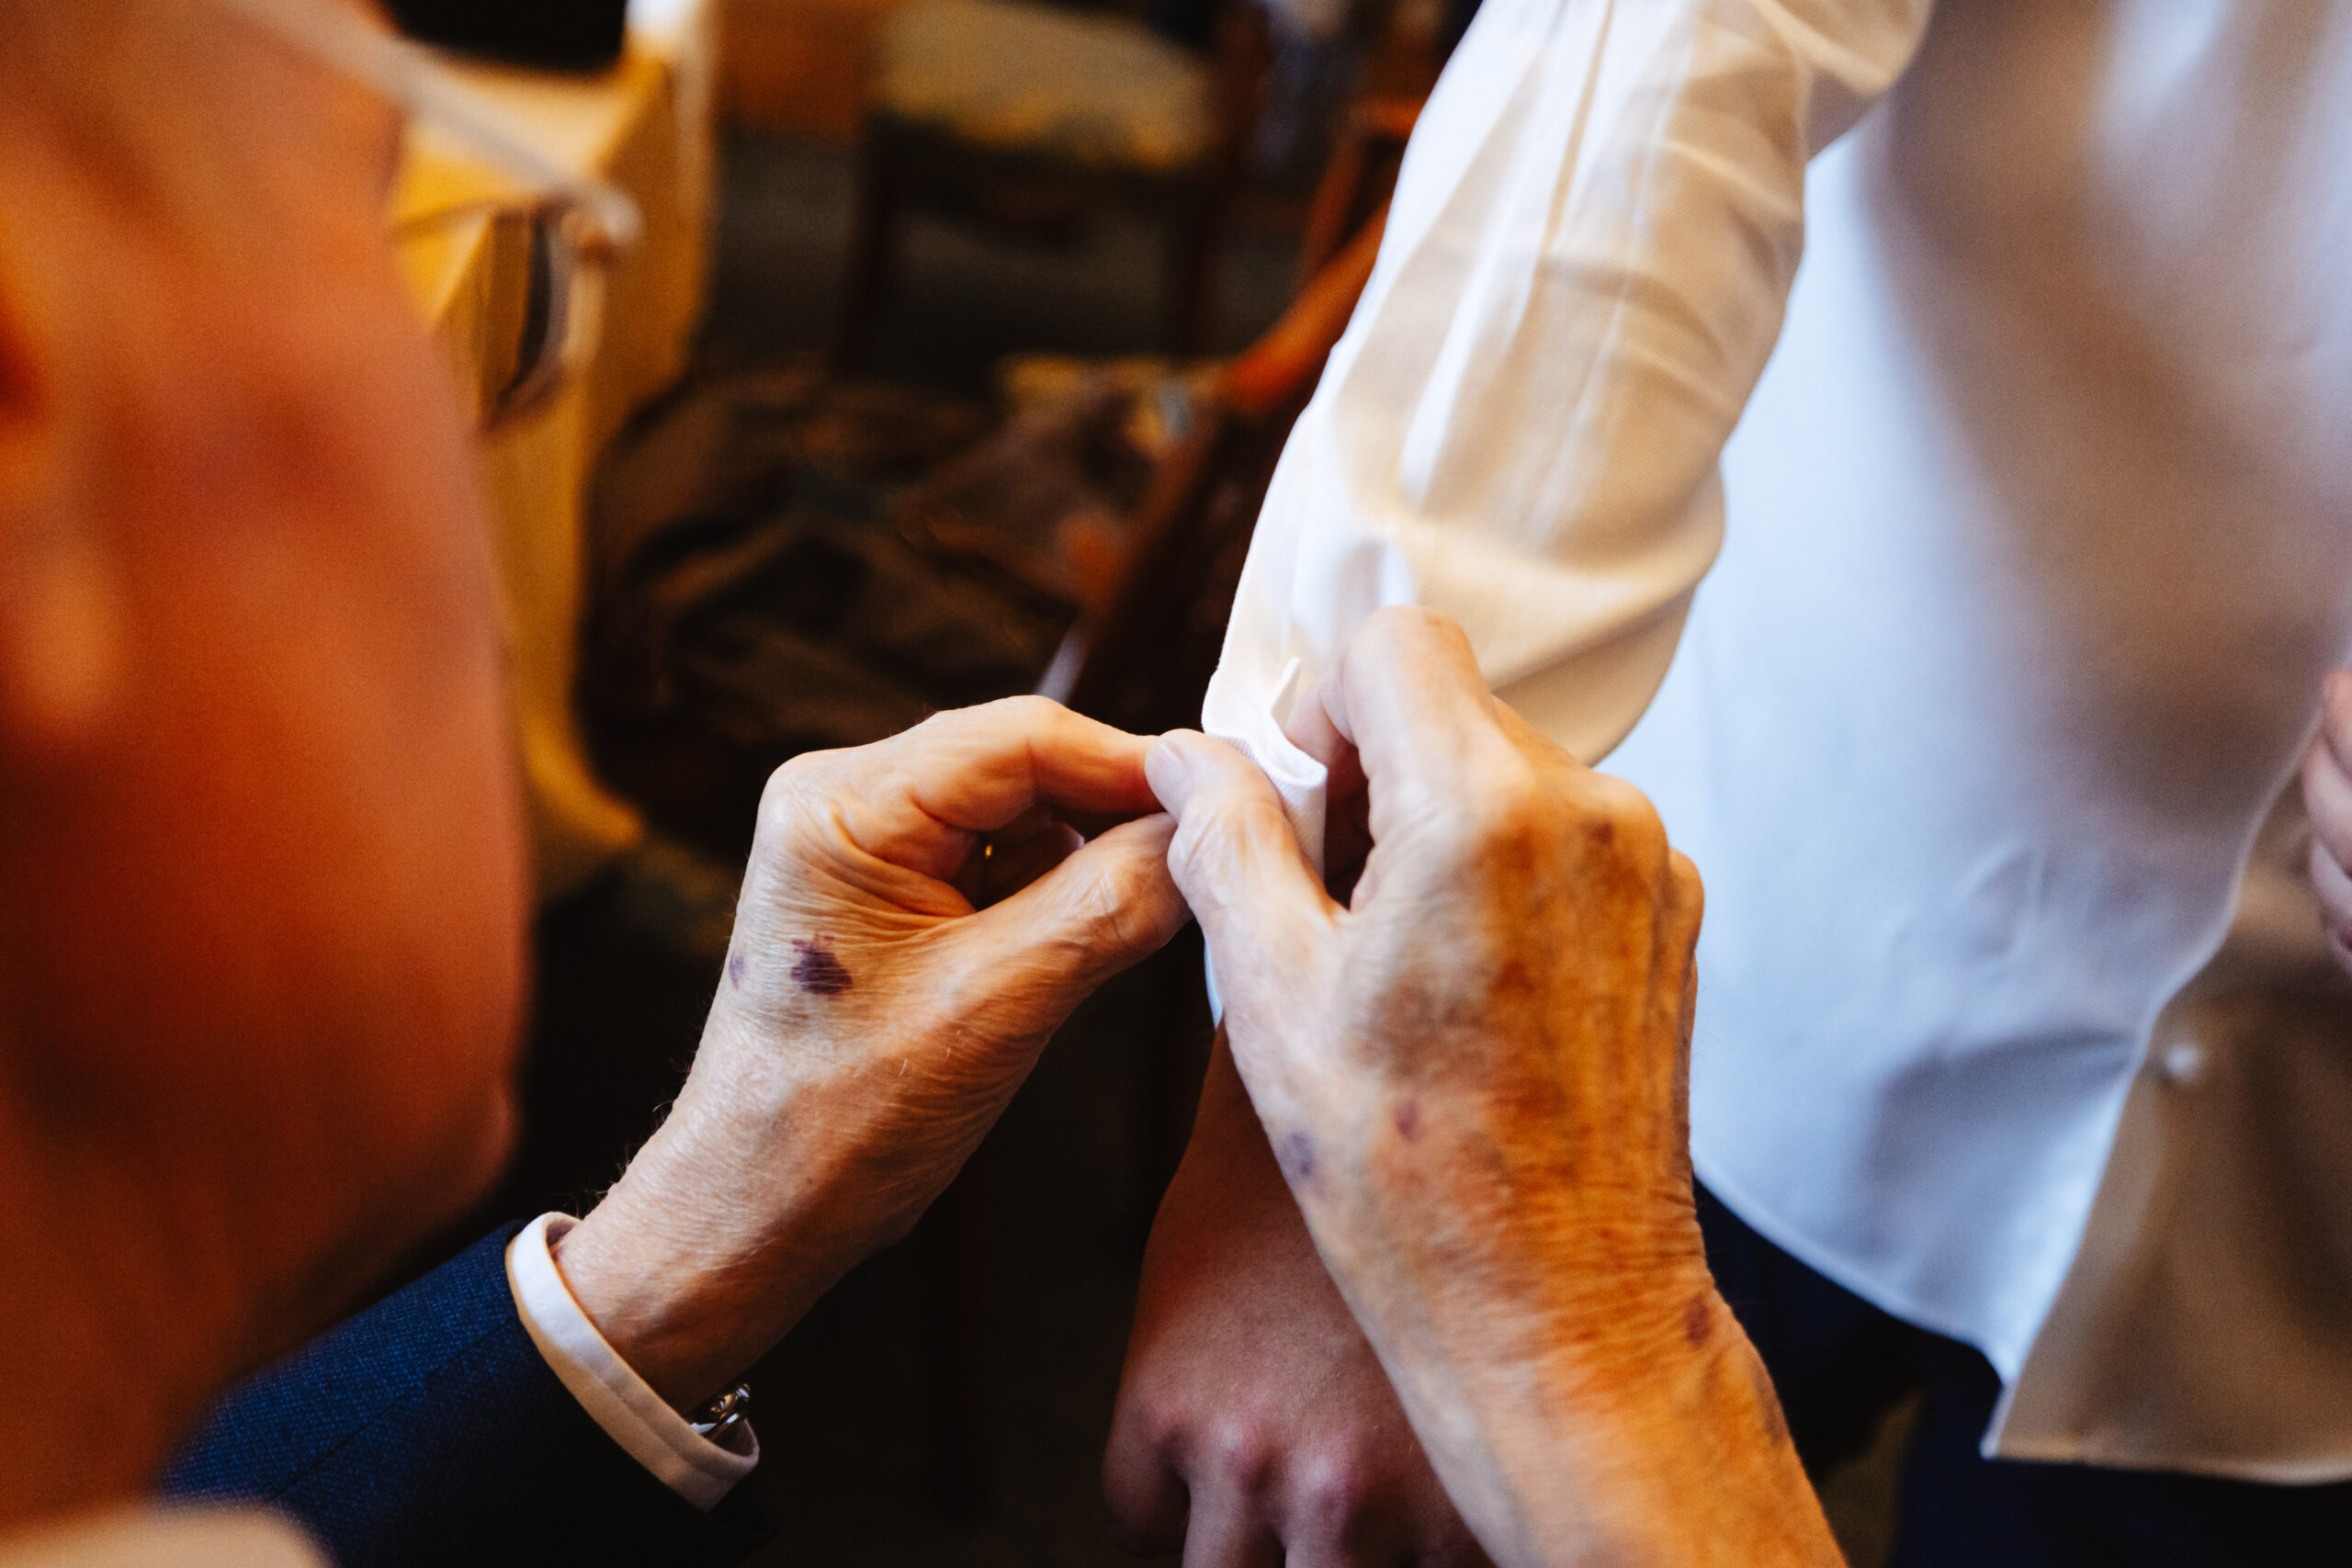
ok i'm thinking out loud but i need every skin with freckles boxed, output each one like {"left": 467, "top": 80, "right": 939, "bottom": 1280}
{"left": 1146, "top": 608, "right": 1842, "bottom": 1568}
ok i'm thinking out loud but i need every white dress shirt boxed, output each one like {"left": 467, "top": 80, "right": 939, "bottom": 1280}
{"left": 1208, "top": 0, "right": 2352, "bottom": 1477}
{"left": 507, "top": 1214, "right": 758, "bottom": 1508}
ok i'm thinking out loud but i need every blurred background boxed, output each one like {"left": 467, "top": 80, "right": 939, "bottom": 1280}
{"left": 376, "top": 2, "right": 1903, "bottom": 1561}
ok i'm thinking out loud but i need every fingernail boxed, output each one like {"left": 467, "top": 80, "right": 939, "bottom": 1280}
{"left": 1145, "top": 733, "right": 1199, "bottom": 813}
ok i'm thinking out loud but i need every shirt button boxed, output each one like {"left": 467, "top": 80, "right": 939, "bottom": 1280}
{"left": 2159, "top": 1041, "right": 2209, "bottom": 1089}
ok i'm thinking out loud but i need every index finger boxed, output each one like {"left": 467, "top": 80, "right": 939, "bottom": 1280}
{"left": 1321, "top": 608, "right": 1528, "bottom": 833}
{"left": 837, "top": 696, "right": 1165, "bottom": 879}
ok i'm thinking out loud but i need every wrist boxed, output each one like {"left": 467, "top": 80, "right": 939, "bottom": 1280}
{"left": 1388, "top": 1287, "right": 1838, "bottom": 1568}
{"left": 557, "top": 1043, "right": 915, "bottom": 1410}
{"left": 1288, "top": 1102, "right": 1708, "bottom": 1369}
{"left": 556, "top": 1168, "right": 759, "bottom": 1413}
{"left": 1551, "top": 1306, "right": 1835, "bottom": 1566}
{"left": 556, "top": 1101, "right": 826, "bottom": 1411}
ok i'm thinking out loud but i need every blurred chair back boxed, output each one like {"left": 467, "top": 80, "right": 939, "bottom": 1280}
{"left": 1057, "top": 197, "right": 1393, "bottom": 737}
{"left": 836, "top": 0, "right": 1270, "bottom": 370}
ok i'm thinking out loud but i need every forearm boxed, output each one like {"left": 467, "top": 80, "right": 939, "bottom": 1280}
{"left": 1368, "top": 1286, "right": 1839, "bottom": 1568}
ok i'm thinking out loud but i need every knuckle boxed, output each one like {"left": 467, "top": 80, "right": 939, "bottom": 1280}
{"left": 1448, "top": 761, "right": 1558, "bottom": 861}
{"left": 2321, "top": 675, "right": 2352, "bottom": 776}
{"left": 1164, "top": 826, "right": 1210, "bottom": 897}
{"left": 2305, "top": 747, "right": 2352, "bottom": 835}
{"left": 2315, "top": 852, "right": 2352, "bottom": 925}
{"left": 1136, "top": 1397, "right": 1190, "bottom": 1456}
{"left": 1668, "top": 848, "right": 1705, "bottom": 921}
{"left": 2316, "top": 844, "right": 2352, "bottom": 893}
{"left": 1579, "top": 770, "right": 1660, "bottom": 834}
{"left": 1169, "top": 795, "right": 1289, "bottom": 887}
{"left": 1574, "top": 773, "right": 1669, "bottom": 863}
{"left": 1114, "top": 1389, "right": 1192, "bottom": 1458}
{"left": 1069, "top": 859, "right": 1149, "bottom": 958}
{"left": 1204, "top": 1417, "right": 1278, "bottom": 1497}
{"left": 2305, "top": 735, "right": 2343, "bottom": 795}
{"left": 899, "top": 705, "right": 958, "bottom": 741}
{"left": 2325, "top": 671, "right": 2352, "bottom": 732}
{"left": 1295, "top": 1452, "right": 1377, "bottom": 1540}
{"left": 756, "top": 750, "right": 837, "bottom": 829}
{"left": 980, "top": 693, "right": 1068, "bottom": 733}
{"left": 761, "top": 748, "right": 827, "bottom": 799}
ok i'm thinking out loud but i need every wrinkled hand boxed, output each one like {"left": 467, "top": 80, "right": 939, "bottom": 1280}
{"left": 1147, "top": 609, "right": 1835, "bottom": 1568}
{"left": 559, "top": 698, "right": 1190, "bottom": 1409}
{"left": 1104, "top": 1031, "right": 1491, "bottom": 1568}
{"left": 2302, "top": 671, "right": 2352, "bottom": 979}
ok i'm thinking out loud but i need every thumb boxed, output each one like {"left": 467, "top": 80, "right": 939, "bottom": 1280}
{"left": 1147, "top": 732, "right": 1340, "bottom": 1026}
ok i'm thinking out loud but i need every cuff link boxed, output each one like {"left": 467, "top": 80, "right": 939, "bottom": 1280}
{"left": 687, "top": 1381, "right": 752, "bottom": 1447}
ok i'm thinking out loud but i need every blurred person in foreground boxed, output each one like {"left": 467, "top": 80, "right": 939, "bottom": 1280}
{"left": 1106, "top": 2, "right": 2352, "bottom": 1565}
{"left": 0, "top": 2, "right": 1833, "bottom": 1566}
{"left": 0, "top": 0, "right": 1193, "bottom": 1561}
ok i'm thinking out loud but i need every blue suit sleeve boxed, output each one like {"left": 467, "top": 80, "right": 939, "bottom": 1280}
{"left": 161, "top": 1224, "right": 766, "bottom": 1568}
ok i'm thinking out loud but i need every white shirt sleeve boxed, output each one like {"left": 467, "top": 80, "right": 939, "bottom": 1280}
{"left": 504, "top": 1213, "right": 759, "bottom": 1511}
{"left": 1204, "top": 0, "right": 1933, "bottom": 858}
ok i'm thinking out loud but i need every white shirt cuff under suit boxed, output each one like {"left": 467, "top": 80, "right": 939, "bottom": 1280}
{"left": 504, "top": 1213, "right": 759, "bottom": 1511}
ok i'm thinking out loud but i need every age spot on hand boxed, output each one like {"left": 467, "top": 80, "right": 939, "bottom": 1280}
{"left": 1683, "top": 1293, "right": 1713, "bottom": 1348}
{"left": 1749, "top": 1354, "right": 1793, "bottom": 1451}
{"left": 790, "top": 937, "right": 854, "bottom": 997}
{"left": 1393, "top": 1100, "right": 1421, "bottom": 1141}
{"left": 728, "top": 953, "right": 747, "bottom": 988}
{"left": 1275, "top": 1130, "right": 1317, "bottom": 1188}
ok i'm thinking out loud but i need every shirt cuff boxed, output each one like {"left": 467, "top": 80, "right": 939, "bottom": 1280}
{"left": 503, "top": 1213, "right": 759, "bottom": 1511}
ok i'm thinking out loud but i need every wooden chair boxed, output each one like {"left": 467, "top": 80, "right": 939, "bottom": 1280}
{"left": 1296, "top": 91, "right": 1420, "bottom": 281}
{"left": 1059, "top": 209, "right": 1385, "bottom": 732}
{"left": 1299, "top": 0, "right": 1444, "bottom": 280}
{"left": 834, "top": 0, "right": 1269, "bottom": 371}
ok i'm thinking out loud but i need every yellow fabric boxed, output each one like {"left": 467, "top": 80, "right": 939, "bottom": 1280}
{"left": 393, "top": 5, "right": 718, "bottom": 898}
{"left": 0, "top": 1509, "right": 322, "bottom": 1568}
{"left": 874, "top": 0, "right": 1211, "bottom": 173}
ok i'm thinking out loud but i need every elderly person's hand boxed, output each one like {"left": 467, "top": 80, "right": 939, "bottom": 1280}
{"left": 554, "top": 697, "right": 1189, "bottom": 1410}
{"left": 1146, "top": 610, "right": 1839, "bottom": 1568}
{"left": 2302, "top": 671, "right": 2352, "bottom": 979}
